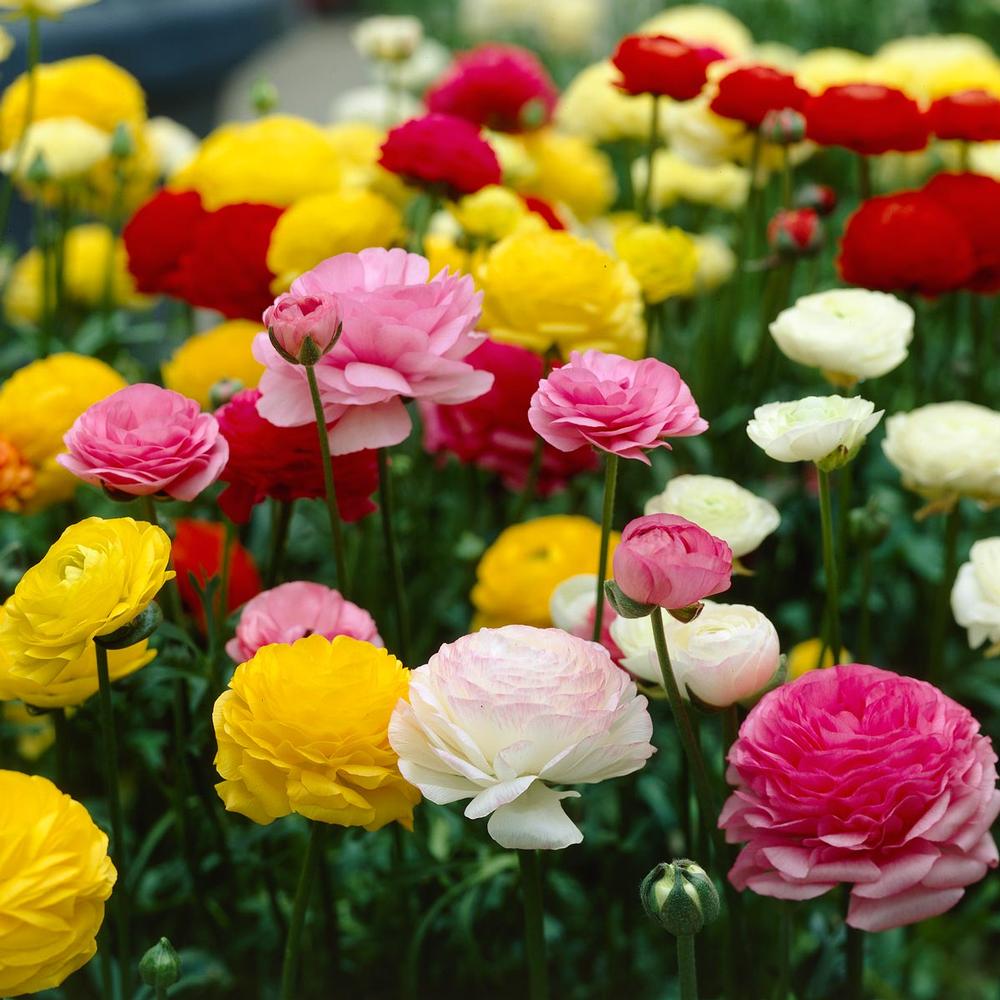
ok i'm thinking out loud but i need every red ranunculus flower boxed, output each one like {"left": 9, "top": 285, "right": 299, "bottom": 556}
{"left": 379, "top": 113, "right": 502, "bottom": 197}
{"left": 710, "top": 65, "right": 808, "bottom": 128}
{"left": 767, "top": 207, "right": 822, "bottom": 256}
{"left": 419, "top": 338, "right": 598, "bottom": 495}
{"left": 426, "top": 44, "right": 558, "bottom": 132}
{"left": 611, "top": 34, "right": 720, "bottom": 101}
{"left": 215, "top": 388, "right": 378, "bottom": 524}
{"left": 838, "top": 191, "right": 976, "bottom": 296}
{"left": 804, "top": 84, "right": 929, "bottom": 155}
{"left": 521, "top": 195, "right": 566, "bottom": 230}
{"left": 172, "top": 518, "right": 262, "bottom": 625}
{"left": 122, "top": 189, "right": 207, "bottom": 297}
{"left": 923, "top": 172, "right": 1000, "bottom": 292}
{"left": 928, "top": 90, "right": 1000, "bottom": 143}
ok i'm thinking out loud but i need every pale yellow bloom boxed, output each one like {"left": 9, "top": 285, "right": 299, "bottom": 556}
{"left": 0, "top": 0, "right": 98, "bottom": 15}
{"left": 639, "top": 4, "right": 753, "bottom": 56}
{"left": 637, "top": 149, "right": 749, "bottom": 212}
{"left": 795, "top": 48, "right": 874, "bottom": 92}
{"left": 614, "top": 220, "right": 698, "bottom": 303}
{"left": 872, "top": 35, "right": 1000, "bottom": 100}
{"left": 0, "top": 116, "right": 110, "bottom": 180}
{"left": 450, "top": 185, "right": 528, "bottom": 242}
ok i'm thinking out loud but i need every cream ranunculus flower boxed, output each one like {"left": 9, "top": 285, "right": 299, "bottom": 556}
{"left": 144, "top": 115, "right": 198, "bottom": 178}
{"left": 0, "top": 116, "right": 110, "bottom": 181}
{"left": 882, "top": 402, "right": 1000, "bottom": 506}
{"left": 389, "top": 625, "right": 655, "bottom": 849}
{"left": 644, "top": 474, "right": 780, "bottom": 559}
{"left": 691, "top": 232, "right": 736, "bottom": 292}
{"left": 0, "top": 0, "right": 98, "bottom": 16}
{"left": 951, "top": 539, "right": 1000, "bottom": 653}
{"left": 639, "top": 4, "right": 754, "bottom": 56}
{"left": 635, "top": 149, "right": 750, "bottom": 213}
{"left": 747, "top": 395, "right": 884, "bottom": 468}
{"left": 351, "top": 15, "right": 423, "bottom": 62}
{"left": 769, "top": 288, "right": 914, "bottom": 385}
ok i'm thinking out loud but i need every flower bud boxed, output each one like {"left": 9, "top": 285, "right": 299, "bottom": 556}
{"left": 25, "top": 150, "right": 49, "bottom": 184}
{"left": 95, "top": 603, "right": 163, "bottom": 650}
{"left": 251, "top": 78, "right": 279, "bottom": 116}
{"left": 794, "top": 181, "right": 838, "bottom": 216}
{"left": 760, "top": 107, "right": 806, "bottom": 145}
{"left": 640, "top": 860, "right": 720, "bottom": 936}
{"left": 139, "top": 936, "right": 181, "bottom": 990}
{"left": 264, "top": 291, "right": 342, "bottom": 366}
{"left": 110, "top": 122, "right": 135, "bottom": 160}
{"left": 848, "top": 499, "right": 891, "bottom": 547}
{"left": 767, "top": 208, "right": 823, "bottom": 258}
{"left": 209, "top": 377, "right": 244, "bottom": 410}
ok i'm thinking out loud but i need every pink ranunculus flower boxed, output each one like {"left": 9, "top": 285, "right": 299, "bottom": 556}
{"left": 721, "top": 664, "right": 1000, "bottom": 932}
{"left": 225, "top": 581, "right": 383, "bottom": 663}
{"left": 388, "top": 625, "right": 655, "bottom": 849}
{"left": 528, "top": 350, "right": 707, "bottom": 463}
{"left": 58, "top": 383, "right": 229, "bottom": 501}
{"left": 254, "top": 248, "right": 493, "bottom": 454}
{"left": 263, "top": 290, "right": 342, "bottom": 364}
{"left": 613, "top": 514, "right": 732, "bottom": 610}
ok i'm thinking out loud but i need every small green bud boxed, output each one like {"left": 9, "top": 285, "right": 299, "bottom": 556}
{"left": 604, "top": 580, "right": 655, "bottom": 620}
{"left": 25, "top": 150, "right": 49, "bottom": 184}
{"left": 95, "top": 603, "right": 163, "bottom": 650}
{"left": 640, "top": 860, "right": 720, "bottom": 936}
{"left": 110, "top": 122, "right": 135, "bottom": 159}
{"left": 848, "top": 500, "right": 891, "bottom": 547}
{"left": 251, "top": 78, "right": 279, "bottom": 116}
{"left": 139, "top": 936, "right": 181, "bottom": 989}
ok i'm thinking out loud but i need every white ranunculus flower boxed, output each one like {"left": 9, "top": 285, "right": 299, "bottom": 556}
{"left": 0, "top": 0, "right": 98, "bottom": 17}
{"left": 882, "top": 402, "right": 1000, "bottom": 504}
{"left": 549, "top": 574, "right": 597, "bottom": 636}
{"left": 329, "top": 86, "right": 422, "bottom": 127}
{"left": 609, "top": 613, "right": 663, "bottom": 683}
{"left": 388, "top": 625, "right": 655, "bottom": 850}
{"left": 769, "top": 288, "right": 914, "bottom": 383}
{"left": 351, "top": 15, "right": 423, "bottom": 63}
{"left": 691, "top": 233, "right": 736, "bottom": 292}
{"left": 1, "top": 117, "right": 110, "bottom": 181}
{"left": 644, "top": 475, "right": 780, "bottom": 559}
{"left": 951, "top": 538, "right": 1000, "bottom": 652}
{"left": 144, "top": 116, "right": 198, "bottom": 179}
{"left": 379, "top": 39, "right": 452, "bottom": 93}
{"left": 747, "top": 395, "right": 883, "bottom": 467}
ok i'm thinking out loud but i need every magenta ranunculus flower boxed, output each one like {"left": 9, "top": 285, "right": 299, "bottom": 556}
{"left": 527, "top": 350, "right": 707, "bottom": 463}
{"left": 225, "top": 581, "right": 383, "bottom": 663}
{"left": 254, "top": 248, "right": 493, "bottom": 454}
{"left": 721, "top": 664, "right": 1000, "bottom": 932}
{"left": 58, "top": 383, "right": 229, "bottom": 501}
{"left": 613, "top": 514, "right": 732, "bottom": 610}
{"left": 264, "top": 290, "right": 342, "bottom": 364}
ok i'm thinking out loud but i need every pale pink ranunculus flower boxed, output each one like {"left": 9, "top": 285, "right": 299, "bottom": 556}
{"left": 527, "top": 349, "right": 707, "bottom": 463}
{"left": 388, "top": 625, "right": 655, "bottom": 849}
{"left": 263, "top": 290, "right": 342, "bottom": 363}
{"left": 253, "top": 247, "right": 493, "bottom": 454}
{"left": 720, "top": 664, "right": 1000, "bottom": 932}
{"left": 58, "top": 383, "right": 229, "bottom": 501}
{"left": 225, "top": 581, "right": 382, "bottom": 663}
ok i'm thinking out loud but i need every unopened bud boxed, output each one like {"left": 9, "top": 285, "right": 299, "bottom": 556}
{"left": 139, "top": 937, "right": 181, "bottom": 990}
{"left": 25, "top": 151, "right": 49, "bottom": 184}
{"left": 760, "top": 107, "right": 806, "bottom": 145}
{"left": 767, "top": 207, "right": 823, "bottom": 257}
{"left": 110, "top": 122, "right": 135, "bottom": 160}
{"left": 794, "top": 182, "right": 838, "bottom": 217}
{"left": 848, "top": 500, "right": 891, "bottom": 547}
{"left": 264, "top": 291, "right": 342, "bottom": 366}
{"left": 640, "top": 860, "right": 720, "bottom": 936}
{"left": 251, "top": 78, "right": 280, "bottom": 116}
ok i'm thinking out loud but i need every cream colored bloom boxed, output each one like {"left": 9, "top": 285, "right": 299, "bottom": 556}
{"left": 0, "top": 0, "right": 98, "bottom": 16}
{"left": 557, "top": 61, "right": 669, "bottom": 143}
{"left": 951, "top": 539, "right": 1000, "bottom": 653}
{"left": 639, "top": 4, "right": 753, "bottom": 56}
{"left": 872, "top": 34, "right": 1000, "bottom": 100}
{"left": 352, "top": 15, "right": 423, "bottom": 62}
{"left": 691, "top": 233, "right": 735, "bottom": 292}
{"left": 635, "top": 149, "right": 749, "bottom": 213}
{"left": 329, "top": 85, "right": 422, "bottom": 127}
{"left": 549, "top": 574, "right": 598, "bottom": 637}
{"left": 144, "top": 116, "right": 198, "bottom": 178}
{"left": 0, "top": 116, "right": 110, "bottom": 180}
{"left": 795, "top": 48, "right": 874, "bottom": 92}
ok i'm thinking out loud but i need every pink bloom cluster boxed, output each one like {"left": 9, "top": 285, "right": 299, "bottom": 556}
{"left": 721, "top": 664, "right": 1000, "bottom": 932}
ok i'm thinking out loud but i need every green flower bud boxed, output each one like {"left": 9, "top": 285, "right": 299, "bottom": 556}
{"left": 251, "top": 78, "right": 279, "bottom": 116}
{"left": 110, "top": 122, "right": 135, "bottom": 159}
{"left": 139, "top": 936, "right": 181, "bottom": 989}
{"left": 95, "top": 603, "right": 163, "bottom": 650}
{"left": 640, "top": 860, "right": 720, "bottom": 936}
{"left": 25, "top": 150, "right": 49, "bottom": 184}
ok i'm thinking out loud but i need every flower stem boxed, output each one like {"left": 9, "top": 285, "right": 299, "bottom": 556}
{"left": 304, "top": 364, "right": 350, "bottom": 596}
{"left": 592, "top": 453, "right": 619, "bottom": 642}
{"left": 281, "top": 822, "right": 326, "bottom": 1000}
{"left": 53, "top": 707, "right": 71, "bottom": 789}
{"left": 856, "top": 154, "right": 872, "bottom": 201}
{"left": 859, "top": 541, "right": 873, "bottom": 664}
{"left": 929, "top": 503, "right": 961, "bottom": 685}
{"left": 512, "top": 434, "right": 545, "bottom": 523}
{"left": 94, "top": 642, "right": 131, "bottom": 1000}
{"left": 845, "top": 908, "right": 864, "bottom": 999}
{"left": 0, "top": 13, "right": 40, "bottom": 238}
{"left": 265, "top": 499, "right": 294, "bottom": 589}
{"left": 817, "top": 468, "right": 842, "bottom": 667}
{"left": 140, "top": 497, "right": 185, "bottom": 627}
{"left": 677, "top": 934, "right": 698, "bottom": 1000}
{"left": 216, "top": 517, "right": 235, "bottom": 638}
{"left": 517, "top": 850, "right": 550, "bottom": 1000}
{"left": 378, "top": 447, "right": 412, "bottom": 664}
{"left": 638, "top": 95, "right": 661, "bottom": 220}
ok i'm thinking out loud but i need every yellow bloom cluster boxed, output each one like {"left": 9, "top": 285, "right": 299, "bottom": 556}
{"left": 471, "top": 515, "right": 619, "bottom": 629}
{"left": 325, "top": 122, "right": 409, "bottom": 204}
{"left": 0, "top": 771, "right": 116, "bottom": 997}
{"left": 614, "top": 220, "right": 699, "bottom": 303}
{"left": 213, "top": 635, "right": 420, "bottom": 830}
{"left": 557, "top": 61, "right": 669, "bottom": 143}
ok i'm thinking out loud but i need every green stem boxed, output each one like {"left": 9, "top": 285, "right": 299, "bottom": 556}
{"left": 94, "top": 642, "right": 130, "bottom": 1000}
{"left": 100, "top": 159, "right": 127, "bottom": 339}
{"left": 53, "top": 707, "right": 71, "bottom": 789}
{"left": 775, "top": 903, "right": 791, "bottom": 1000}
{"left": 845, "top": 897, "right": 864, "bottom": 1000}
{"left": 216, "top": 518, "right": 236, "bottom": 635}
{"left": 304, "top": 364, "right": 350, "bottom": 595}
{"left": 517, "top": 850, "right": 549, "bottom": 1000}
{"left": 512, "top": 434, "right": 545, "bottom": 524}
{"left": 817, "top": 468, "right": 842, "bottom": 667}
{"left": 407, "top": 192, "right": 437, "bottom": 255}
{"left": 378, "top": 447, "right": 412, "bottom": 664}
{"left": 280, "top": 822, "right": 326, "bottom": 1000}
{"left": 856, "top": 154, "right": 872, "bottom": 202}
{"left": 638, "top": 95, "right": 660, "bottom": 220}
{"left": 265, "top": 499, "right": 294, "bottom": 589}
{"left": 677, "top": 934, "right": 698, "bottom": 1000}
{"left": 592, "top": 453, "right": 619, "bottom": 642}
{"left": 140, "top": 497, "right": 185, "bottom": 627}
{"left": 859, "top": 541, "right": 872, "bottom": 664}
{"left": 928, "top": 503, "right": 961, "bottom": 684}
{"left": 781, "top": 144, "right": 792, "bottom": 209}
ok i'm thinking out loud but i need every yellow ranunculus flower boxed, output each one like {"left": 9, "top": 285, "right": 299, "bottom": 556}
{"left": 638, "top": 149, "right": 750, "bottom": 213}
{"left": 518, "top": 129, "right": 616, "bottom": 222}
{"left": 325, "top": 121, "right": 409, "bottom": 205}
{"left": 640, "top": 4, "right": 753, "bottom": 56}
{"left": 0, "top": 517, "right": 173, "bottom": 683}
{"left": 170, "top": 114, "right": 343, "bottom": 210}
{"left": 424, "top": 233, "right": 490, "bottom": 284}
{"left": 0, "top": 770, "right": 115, "bottom": 996}
{"left": 786, "top": 638, "right": 852, "bottom": 680}
{"left": 471, "top": 515, "right": 619, "bottom": 629}
{"left": 266, "top": 189, "right": 402, "bottom": 292}
{"left": 162, "top": 320, "right": 265, "bottom": 409}
{"left": 795, "top": 47, "right": 874, "bottom": 92}
{"left": 0, "top": 116, "right": 110, "bottom": 180}
{"left": 614, "top": 220, "right": 699, "bottom": 303}
{"left": 450, "top": 184, "right": 528, "bottom": 242}
{"left": 480, "top": 228, "right": 645, "bottom": 358}
{"left": 872, "top": 35, "right": 1000, "bottom": 101}
{"left": 691, "top": 232, "right": 736, "bottom": 293}
{"left": 213, "top": 634, "right": 420, "bottom": 830}
{"left": 0, "top": 353, "right": 126, "bottom": 509}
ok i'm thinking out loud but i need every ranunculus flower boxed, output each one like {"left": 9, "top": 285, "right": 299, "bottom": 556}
{"left": 709, "top": 65, "right": 808, "bottom": 128}
{"left": 426, "top": 44, "right": 558, "bottom": 132}
{"left": 0, "top": 771, "right": 116, "bottom": 997}
{"left": 352, "top": 14, "right": 422, "bottom": 62}
{"left": 254, "top": 248, "right": 492, "bottom": 454}
{"left": 420, "top": 338, "right": 597, "bottom": 495}
{"left": 226, "top": 582, "right": 382, "bottom": 663}
{"left": 388, "top": 625, "right": 655, "bottom": 849}
{"left": 59, "top": 384, "right": 229, "bottom": 502}
{"left": 643, "top": 474, "right": 780, "bottom": 560}
{"left": 379, "top": 113, "right": 502, "bottom": 197}
{"left": 952, "top": 538, "right": 1000, "bottom": 654}
{"left": 548, "top": 574, "right": 621, "bottom": 660}
{"left": 928, "top": 90, "right": 1000, "bottom": 143}
{"left": 747, "top": 395, "right": 883, "bottom": 467}
{"left": 838, "top": 191, "right": 976, "bottom": 296}
{"left": 611, "top": 601, "right": 780, "bottom": 707}
{"left": 123, "top": 189, "right": 208, "bottom": 297}
{"left": 213, "top": 635, "right": 420, "bottom": 828}
{"left": 0, "top": 117, "right": 110, "bottom": 181}
{"left": 215, "top": 388, "right": 378, "bottom": 524}
{"left": 528, "top": 349, "right": 707, "bottom": 463}
{"left": 264, "top": 290, "right": 342, "bottom": 363}
{"left": 720, "top": 664, "right": 1000, "bottom": 932}
{"left": 611, "top": 34, "right": 719, "bottom": 101}
{"left": 804, "top": 84, "right": 929, "bottom": 155}
{"left": 882, "top": 401, "right": 1000, "bottom": 505}
{"left": 613, "top": 513, "right": 732, "bottom": 610}
{"left": 0, "top": 517, "right": 173, "bottom": 681}
{"left": 769, "top": 288, "right": 914, "bottom": 383}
